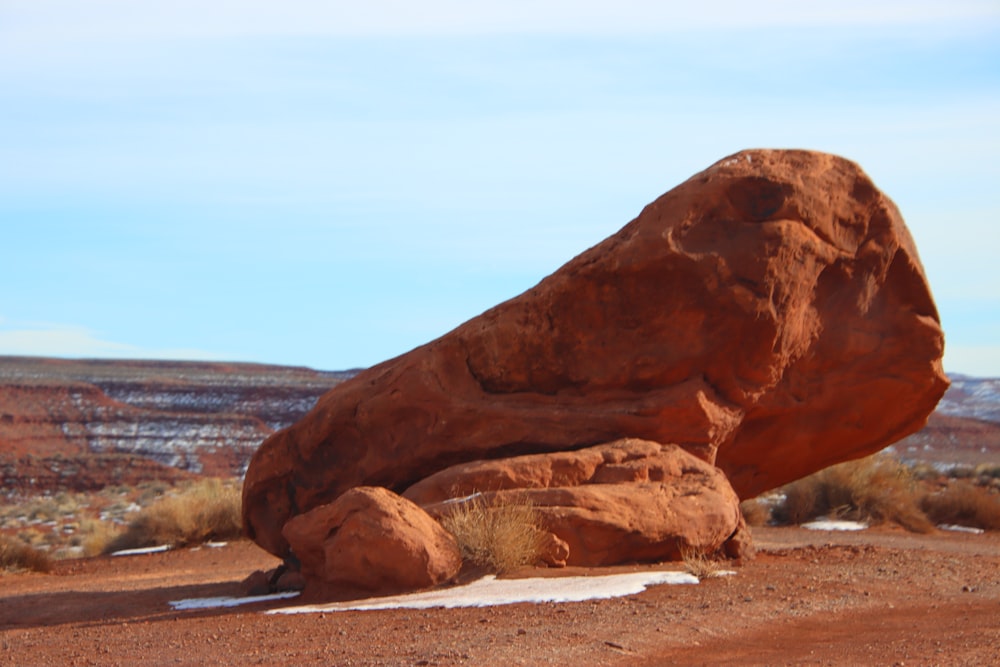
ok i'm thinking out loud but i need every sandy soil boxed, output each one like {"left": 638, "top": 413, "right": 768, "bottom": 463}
{"left": 2, "top": 526, "right": 998, "bottom": 666}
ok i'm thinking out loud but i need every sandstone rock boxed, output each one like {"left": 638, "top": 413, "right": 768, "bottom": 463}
{"left": 536, "top": 531, "right": 571, "bottom": 568}
{"left": 404, "top": 438, "right": 722, "bottom": 503}
{"left": 240, "top": 569, "right": 272, "bottom": 597}
{"left": 274, "top": 569, "right": 307, "bottom": 592}
{"left": 280, "top": 486, "right": 462, "bottom": 594}
{"left": 410, "top": 440, "right": 745, "bottom": 566}
{"left": 244, "top": 149, "right": 947, "bottom": 558}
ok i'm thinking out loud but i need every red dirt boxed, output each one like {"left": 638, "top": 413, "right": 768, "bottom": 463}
{"left": 2, "top": 526, "right": 998, "bottom": 666}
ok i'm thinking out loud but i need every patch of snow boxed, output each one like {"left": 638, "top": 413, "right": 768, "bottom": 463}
{"left": 440, "top": 492, "right": 483, "bottom": 505}
{"left": 702, "top": 570, "right": 737, "bottom": 578}
{"left": 169, "top": 592, "right": 300, "bottom": 611}
{"left": 758, "top": 492, "right": 786, "bottom": 507}
{"left": 110, "top": 544, "right": 172, "bottom": 557}
{"left": 938, "top": 524, "right": 985, "bottom": 534}
{"left": 801, "top": 519, "right": 868, "bottom": 531}
{"left": 937, "top": 375, "right": 1000, "bottom": 422}
{"left": 269, "top": 571, "right": 700, "bottom": 615}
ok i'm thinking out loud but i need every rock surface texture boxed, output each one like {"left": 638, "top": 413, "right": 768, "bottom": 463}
{"left": 243, "top": 149, "right": 948, "bottom": 562}
{"left": 407, "top": 439, "right": 750, "bottom": 566}
{"left": 281, "top": 486, "right": 462, "bottom": 594}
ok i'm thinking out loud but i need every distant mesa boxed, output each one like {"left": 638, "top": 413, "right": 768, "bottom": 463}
{"left": 241, "top": 149, "right": 948, "bottom": 595}
{"left": 0, "top": 357, "right": 351, "bottom": 493}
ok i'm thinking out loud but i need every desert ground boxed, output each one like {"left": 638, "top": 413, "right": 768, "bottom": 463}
{"left": 2, "top": 525, "right": 997, "bottom": 666}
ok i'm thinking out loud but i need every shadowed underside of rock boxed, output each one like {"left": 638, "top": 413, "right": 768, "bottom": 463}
{"left": 243, "top": 149, "right": 948, "bottom": 559}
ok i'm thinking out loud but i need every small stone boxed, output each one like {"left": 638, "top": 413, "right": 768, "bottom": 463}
{"left": 240, "top": 570, "right": 272, "bottom": 596}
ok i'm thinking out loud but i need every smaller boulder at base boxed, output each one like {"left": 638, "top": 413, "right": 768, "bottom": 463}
{"left": 281, "top": 486, "right": 462, "bottom": 595}
{"left": 409, "top": 439, "right": 750, "bottom": 567}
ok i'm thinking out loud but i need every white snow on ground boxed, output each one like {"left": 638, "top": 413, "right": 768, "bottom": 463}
{"left": 269, "top": 571, "right": 699, "bottom": 615}
{"left": 190, "top": 542, "right": 229, "bottom": 551}
{"left": 938, "top": 524, "right": 985, "bottom": 534}
{"left": 170, "top": 592, "right": 300, "bottom": 611}
{"left": 110, "top": 544, "right": 172, "bottom": 557}
{"left": 167, "top": 570, "right": 702, "bottom": 614}
{"left": 801, "top": 519, "right": 868, "bottom": 531}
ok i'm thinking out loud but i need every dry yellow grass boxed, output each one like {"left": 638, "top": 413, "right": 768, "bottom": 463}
{"left": 921, "top": 481, "right": 1000, "bottom": 530}
{"left": 76, "top": 518, "right": 124, "bottom": 557}
{"left": 772, "top": 454, "right": 934, "bottom": 533}
{"left": 101, "top": 478, "right": 243, "bottom": 554}
{"left": 0, "top": 535, "right": 53, "bottom": 573}
{"left": 679, "top": 545, "right": 725, "bottom": 579}
{"left": 739, "top": 498, "right": 771, "bottom": 527}
{"left": 440, "top": 492, "right": 547, "bottom": 574}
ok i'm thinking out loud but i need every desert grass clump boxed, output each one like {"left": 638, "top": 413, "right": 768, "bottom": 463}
{"left": 739, "top": 498, "right": 771, "bottom": 527}
{"left": 101, "top": 478, "right": 242, "bottom": 554}
{"left": 771, "top": 454, "right": 933, "bottom": 533}
{"left": 440, "top": 492, "right": 547, "bottom": 574}
{"left": 75, "top": 518, "right": 124, "bottom": 557}
{"left": 0, "top": 535, "right": 53, "bottom": 573}
{"left": 974, "top": 463, "right": 1000, "bottom": 480}
{"left": 921, "top": 481, "right": 1000, "bottom": 531}
{"left": 679, "top": 545, "right": 725, "bottom": 579}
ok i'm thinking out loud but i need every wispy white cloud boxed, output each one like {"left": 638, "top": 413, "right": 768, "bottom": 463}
{"left": 3, "top": 0, "right": 997, "bottom": 47}
{"left": 1, "top": 1, "right": 996, "bottom": 375}
{"left": 0, "top": 321, "right": 227, "bottom": 362}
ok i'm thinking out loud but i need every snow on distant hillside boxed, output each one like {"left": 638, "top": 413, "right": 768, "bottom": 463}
{"left": 937, "top": 374, "right": 1000, "bottom": 424}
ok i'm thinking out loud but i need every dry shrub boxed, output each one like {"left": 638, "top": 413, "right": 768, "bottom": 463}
{"left": 102, "top": 478, "right": 243, "bottom": 554}
{"left": 739, "top": 498, "right": 771, "bottom": 527}
{"left": 679, "top": 545, "right": 724, "bottom": 579}
{"left": 946, "top": 464, "right": 977, "bottom": 479}
{"left": 15, "top": 528, "right": 46, "bottom": 549}
{"left": 773, "top": 478, "right": 819, "bottom": 526}
{"left": 440, "top": 492, "right": 546, "bottom": 574}
{"left": 772, "top": 454, "right": 933, "bottom": 533}
{"left": 921, "top": 481, "right": 1000, "bottom": 530}
{"left": 974, "top": 463, "right": 1000, "bottom": 481}
{"left": 76, "top": 518, "right": 124, "bottom": 557}
{"left": 908, "top": 462, "right": 942, "bottom": 481}
{"left": 0, "top": 535, "right": 53, "bottom": 574}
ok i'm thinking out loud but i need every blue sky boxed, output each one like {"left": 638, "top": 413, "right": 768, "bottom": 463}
{"left": 1, "top": 1, "right": 999, "bottom": 375}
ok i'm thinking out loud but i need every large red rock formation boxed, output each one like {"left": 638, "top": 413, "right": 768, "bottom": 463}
{"left": 243, "top": 149, "right": 948, "bottom": 559}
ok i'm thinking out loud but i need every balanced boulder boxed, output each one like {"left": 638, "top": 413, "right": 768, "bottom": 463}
{"left": 243, "top": 149, "right": 948, "bottom": 560}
